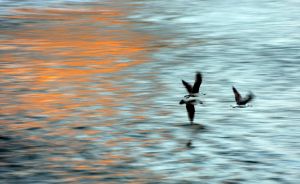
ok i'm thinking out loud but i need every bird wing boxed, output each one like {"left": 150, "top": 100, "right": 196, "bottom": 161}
{"left": 182, "top": 80, "right": 193, "bottom": 93}
{"left": 240, "top": 91, "right": 254, "bottom": 105}
{"left": 232, "top": 86, "right": 242, "bottom": 104}
{"left": 186, "top": 103, "right": 195, "bottom": 122}
{"left": 192, "top": 72, "right": 202, "bottom": 93}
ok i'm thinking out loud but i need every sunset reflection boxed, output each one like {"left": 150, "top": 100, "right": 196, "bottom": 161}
{"left": 0, "top": 5, "right": 157, "bottom": 125}
{"left": 0, "top": 4, "right": 163, "bottom": 182}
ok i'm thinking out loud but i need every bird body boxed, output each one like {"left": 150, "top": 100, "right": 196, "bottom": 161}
{"left": 179, "top": 97, "right": 203, "bottom": 105}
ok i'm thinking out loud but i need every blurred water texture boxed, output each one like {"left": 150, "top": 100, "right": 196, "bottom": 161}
{"left": 1, "top": 0, "right": 300, "bottom": 183}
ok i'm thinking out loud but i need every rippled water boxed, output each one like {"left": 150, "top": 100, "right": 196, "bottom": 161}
{"left": 1, "top": 0, "right": 300, "bottom": 183}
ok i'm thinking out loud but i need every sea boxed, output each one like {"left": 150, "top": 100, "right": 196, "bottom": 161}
{"left": 0, "top": 0, "right": 299, "bottom": 183}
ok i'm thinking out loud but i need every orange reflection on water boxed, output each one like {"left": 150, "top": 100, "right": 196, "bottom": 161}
{"left": 8, "top": 121, "right": 43, "bottom": 130}
{"left": 0, "top": 4, "right": 162, "bottom": 181}
{"left": 0, "top": 5, "right": 157, "bottom": 125}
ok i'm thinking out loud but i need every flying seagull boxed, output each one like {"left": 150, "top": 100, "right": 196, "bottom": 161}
{"left": 232, "top": 86, "right": 254, "bottom": 106}
{"left": 182, "top": 71, "right": 202, "bottom": 98}
{"left": 180, "top": 72, "right": 204, "bottom": 124}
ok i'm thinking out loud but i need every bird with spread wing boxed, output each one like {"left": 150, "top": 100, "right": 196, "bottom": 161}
{"left": 232, "top": 86, "right": 254, "bottom": 106}
{"left": 179, "top": 71, "right": 203, "bottom": 124}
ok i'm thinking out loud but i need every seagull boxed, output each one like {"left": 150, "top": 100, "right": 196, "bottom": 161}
{"left": 232, "top": 86, "right": 254, "bottom": 106}
{"left": 182, "top": 71, "right": 203, "bottom": 98}
{"left": 180, "top": 71, "right": 204, "bottom": 124}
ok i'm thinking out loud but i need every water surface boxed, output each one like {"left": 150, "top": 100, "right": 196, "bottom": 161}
{"left": 1, "top": 0, "right": 300, "bottom": 183}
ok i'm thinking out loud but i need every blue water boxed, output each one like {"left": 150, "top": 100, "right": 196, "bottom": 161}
{"left": 1, "top": 0, "right": 300, "bottom": 183}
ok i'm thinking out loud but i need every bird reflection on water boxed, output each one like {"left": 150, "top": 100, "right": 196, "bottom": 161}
{"left": 186, "top": 140, "right": 195, "bottom": 149}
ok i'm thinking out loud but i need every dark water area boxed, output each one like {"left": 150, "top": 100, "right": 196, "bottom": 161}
{"left": 1, "top": 0, "right": 300, "bottom": 183}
